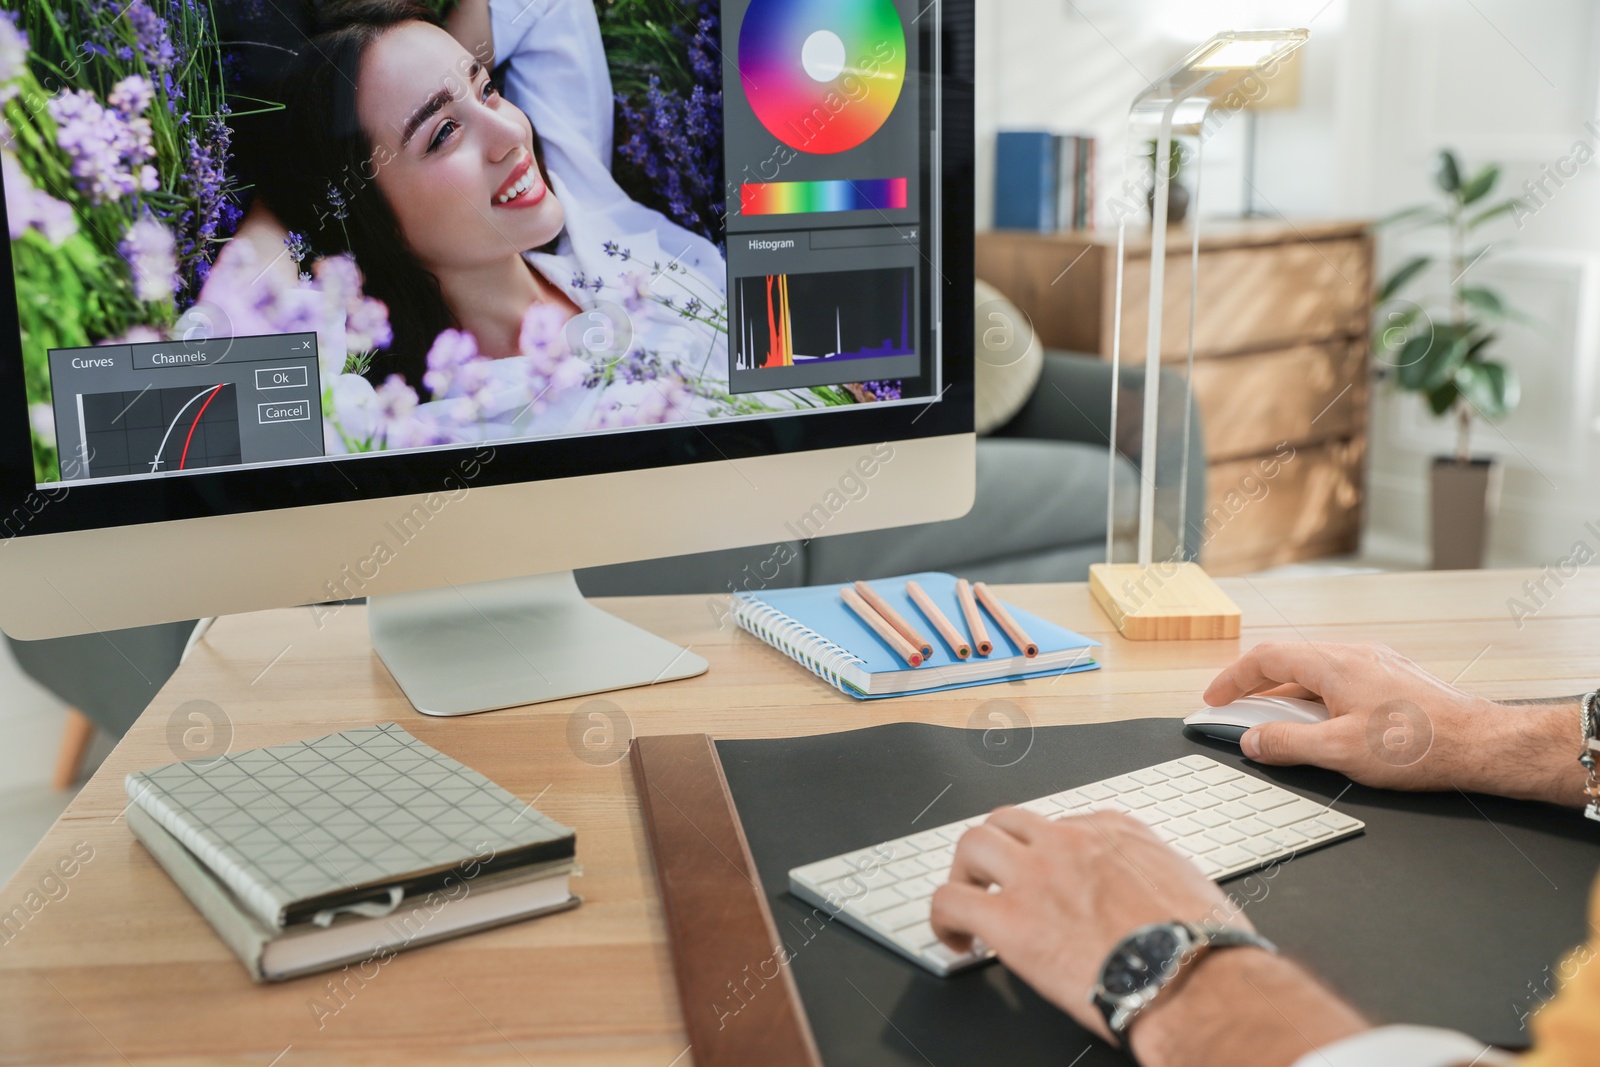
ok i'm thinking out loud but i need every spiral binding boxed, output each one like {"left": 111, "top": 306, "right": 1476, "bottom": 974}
{"left": 731, "top": 592, "right": 869, "bottom": 696}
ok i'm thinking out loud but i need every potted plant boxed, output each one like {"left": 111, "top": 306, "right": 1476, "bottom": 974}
{"left": 1145, "top": 138, "right": 1190, "bottom": 225}
{"left": 1374, "top": 149, "right": 1527, "bottom": 569}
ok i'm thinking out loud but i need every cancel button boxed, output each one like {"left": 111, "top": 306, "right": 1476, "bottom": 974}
{"left": 258, "top": 399, "right": 311, "bottom": 424}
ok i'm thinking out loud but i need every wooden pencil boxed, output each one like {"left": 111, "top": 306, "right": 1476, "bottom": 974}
{"left": 973, "top": 581, "right": 1038, "bottom": 658}
{"left": 840, "top": 587, "right": 923, "bottom": 667}
{"left": 955, "top": 578, "right": 993, "bottom": 656}
{"left": 906, "top": 580, "right": 970, "bottom": 659}
{"left": 853, "top": 580, "right": 933, "bottom": 658}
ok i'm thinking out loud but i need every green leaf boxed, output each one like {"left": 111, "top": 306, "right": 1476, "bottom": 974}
{"left": 1378, "top": 255, "right": 1432, "bottom": 302}
{"left": 1468, "top": 200, "right": 1521, "bottom": 229}
{"left": 1460, "top": 287, "right": 1507, "bottom": 317}
{"left": 1455, "top": 361, "right": 1519, "bottom": 420}
{"left": 1394, "top": 327, "right": 1468, "bottom": 392}
{"left": 1426, "top": 379, "right": 1460, "bottom": 416}
{"left": 1458, "top": 164, "right": 1500, "bottom": 205}
{"left": 1434, "top": 149, "right": 1462, "bottom": 194}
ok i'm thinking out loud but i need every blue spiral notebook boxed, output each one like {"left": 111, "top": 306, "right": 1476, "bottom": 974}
{"left": 731, "top": 572, "right": 1100, "bottom": 699}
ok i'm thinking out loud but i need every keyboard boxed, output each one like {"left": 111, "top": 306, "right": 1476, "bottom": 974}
{"left": 787, "top": 755, "right": 1364, "bottom": 976}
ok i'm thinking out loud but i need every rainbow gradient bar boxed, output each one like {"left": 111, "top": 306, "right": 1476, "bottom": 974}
{"left": 741, "top": 178, "right": 908, "bottom": 216}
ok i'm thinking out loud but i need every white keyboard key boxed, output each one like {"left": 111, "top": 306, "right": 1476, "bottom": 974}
{"left": 1176, "top": 756, "right": 1214, "bottom": 771}
{"left": 1131, "top": 807, "right": 1169, "bottom": 826}
{"left": 1144, "top": 783, "right": 1181, "bottom": 802}
{"left": 1217, "top": 801, "right": 1254, "bottom": 820}
{"left": 907, "top": 831, "right": 945, "bottom": 851}
{"left": 1054, "top": 790, "right": 1092, "bottom": 809}
{"left": 1130, "top": 768, "right": 1169, "bottom": 786}
{"left": 899, "top": 874, "right": 938, "bottom": 897}
{"left": 1189, "top": 809, "right": 1228, "bottom": 829}
{"left": 888, "top": 859, "right": 926, "bottom": 880}
{"left": 793, "top": 857, "right": 856, "bottom": 886}
{"left": 1265, "top": 828, "right": 1310, "bottom": 850}
{"left": 924, "top": 940, "right": 988, "bottom": 973}
{"left": 1243, "top": 791, "right": 1294, "bottom": 812}
{"left": 1156, "top": 799, "right": 1196, "bottom": 818}
{"left": 1260, "top": 799, "right": 1327, "bottom": 828}
{"left": 1209, "top": 845, "right": 1253, "bottom": 870}
{"left": 1104, "top": 775, "right": 1142, "bottom": 794}
{"left": 919, "top": 846, "right": 955, "bottom": 870}
{"left": 1242, "top": 838, "right": 1282, "bottom": 858}
{"left": 1170, "top": 776, "right": 1209, "bottom": 795}
{"left": 1080, "top": 783, "right": 1115, "bottom": 801}
{"left": 847, "top": 887, "right": 908, "bottom": 916}
{"left": 1165, "top": 817, "right": 1205, "bottom": 837}
{"left": 1195, "top": 765, "right": 1243, "bottom": 785}
{"left": 1154, "top": 759, "right": 1195, "bottom": 778}
{"left": 1319, "top": 810, "right": 1362, "bottom": 833}
{"left": 873, "top": 898, "right": 932, "bottom": 933}
{"left": 895, "top": 922, "right": 941, "bottom": 952}
{"left": 1020, "top": 797, "right": 1065, "bottom": 816}
{"left": 1118, "top": 792, "right": 1158, "bottom": 810}
{"left": 1155, "top": 825, "right": 1182, "bottom": 843}
{"left": 935, "top": 824, "right": 967, "bottom": 843}
{"left": 1235, "top": 777, "right": 1273, "bottom": 794}
{"left": 1204, "top": 826, "right": 1245, "bottom": 846}
{"left": 1185, "top": 791, "right": 1222, "bottom": 809}
{"left": 1180, "top": 834, "right": 1220, "bottom": 855}
{"left": 1209, "top": 784, "right": 1246, "bottom": 802}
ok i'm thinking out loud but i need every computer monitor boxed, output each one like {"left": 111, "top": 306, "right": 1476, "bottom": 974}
{"left": 0, "top": 0, "right": 974, "bottom": 714}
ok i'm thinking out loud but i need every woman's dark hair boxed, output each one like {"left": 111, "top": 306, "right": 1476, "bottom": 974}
{"left": 253, "top": 0, "right": 553, "bottom": 391}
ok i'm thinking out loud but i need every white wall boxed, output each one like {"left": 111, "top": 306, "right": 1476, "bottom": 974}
{"left": 976, "top": 0, "right": 1600, "bottom": 568}
{"left": 0, "top": 640, "right": 70, "bottom": 795}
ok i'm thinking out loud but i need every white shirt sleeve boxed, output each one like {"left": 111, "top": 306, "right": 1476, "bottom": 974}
{"left": 1293, "top": 1026, "right": 1517, "bottom": 1067}
{"left": 487, "top": 0, "right": 727, "bottom": 288}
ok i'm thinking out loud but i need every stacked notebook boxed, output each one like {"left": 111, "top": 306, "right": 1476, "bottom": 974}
{"left": 732, "top": 571, "right": 1099, "bottom": 698}
{"left": 125, "top": 723, "right": 579, "bottom": 982}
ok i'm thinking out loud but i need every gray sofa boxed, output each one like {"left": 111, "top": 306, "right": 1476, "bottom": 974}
{"left": 577, "top": 350, "right": 1206, "bottom": 596}
{"left": 5, "top": 351, "right": 1203, "bottom": 741}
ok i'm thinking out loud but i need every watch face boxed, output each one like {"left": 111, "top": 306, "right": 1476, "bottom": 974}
{"left": 1103, "top": 926, "right": 1183, "bottom": 996}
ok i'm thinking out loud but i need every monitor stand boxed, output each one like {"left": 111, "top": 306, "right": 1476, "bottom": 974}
{"left": 367, "top": 571, "right": 708, "bottom": 716}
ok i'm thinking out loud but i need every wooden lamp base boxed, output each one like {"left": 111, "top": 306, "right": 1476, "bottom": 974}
{"left": 1088, "top": 562, "right": 1241, "bottom": 640}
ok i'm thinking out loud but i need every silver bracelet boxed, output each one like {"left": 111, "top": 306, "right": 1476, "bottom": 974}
{"left": 1581, "top": 690, "right": 1600, "bottom": 823}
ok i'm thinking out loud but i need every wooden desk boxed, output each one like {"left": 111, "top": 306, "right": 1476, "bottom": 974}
{"left": 2, "top": 571, "right": 1594, "bottom": 1066}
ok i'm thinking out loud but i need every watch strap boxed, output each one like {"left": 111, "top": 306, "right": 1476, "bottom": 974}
{"left": 1092, "top": 921, "right": 1277, "bottom": 1045}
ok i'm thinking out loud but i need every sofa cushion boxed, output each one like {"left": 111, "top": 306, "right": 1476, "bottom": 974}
{"left": 805, "top": 437, "right": 1135, "bottom": 581}
{"left": 974, "top": 279, "right": 1044, "bottom": 435}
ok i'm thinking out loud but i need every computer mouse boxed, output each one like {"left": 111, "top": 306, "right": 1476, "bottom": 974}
{"left": 1182, "top": 696, "right": 1330, "bottom": 744}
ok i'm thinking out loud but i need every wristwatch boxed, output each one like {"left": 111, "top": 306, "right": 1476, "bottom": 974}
{"left": 1090, "top": 920, "right": 1277, "bottom": 1044}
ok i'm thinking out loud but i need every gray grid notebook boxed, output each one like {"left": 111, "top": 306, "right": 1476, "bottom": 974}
{"left": 125, "top": 723, "right": 574, "bottom": 932}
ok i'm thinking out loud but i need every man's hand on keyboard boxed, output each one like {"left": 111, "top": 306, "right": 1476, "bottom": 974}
{"left": 930, "top": 806, "right": 1369, "bottom": 1065}
{"left": 1203, "top": 641, "right": 1586, "bottom": 804}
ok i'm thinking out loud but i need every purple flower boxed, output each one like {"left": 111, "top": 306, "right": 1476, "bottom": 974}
{"left": 375, "top": 374, "right": 418, "bottom": 424}
{"left": 518, "top": 303, "right": 570, "bottom": 373}
{"left": 121, "top": 217, "right": 179, "bottom": 302}
{"left": 423, "top": 329, "right": 480, "bottom": 399}
{"left": 2, "top": 149, "right": 76, "bottom": 244}
{"left": 48, "top": 87, "right": 158, "bottom": 205}
{"left": 0, "top": 13, "right": 27, "bottom": 103}
{"left": 126, "top": 1, "right": 176, "bottom": 70}
{"left": 108, "top": 75, "right": 153, "bottom": 116}
{"left": 179, "top": 118, "right": 239, "bottom": 297}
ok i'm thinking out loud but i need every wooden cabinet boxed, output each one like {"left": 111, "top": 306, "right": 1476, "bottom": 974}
{"left": 977, "top": 220, "right": 1374, "bottom": 574}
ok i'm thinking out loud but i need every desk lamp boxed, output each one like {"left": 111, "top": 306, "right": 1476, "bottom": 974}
{"left": 1088, "top": 29, "right": 1309, "bottom": 640}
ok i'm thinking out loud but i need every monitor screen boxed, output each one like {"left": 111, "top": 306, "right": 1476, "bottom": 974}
{"left": 0, "top": 0, "right": 970, "bottom": 534}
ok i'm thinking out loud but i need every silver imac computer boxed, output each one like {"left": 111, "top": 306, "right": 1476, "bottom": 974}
{"left": 0, "top": 0, "right": 974, "bottom": 715}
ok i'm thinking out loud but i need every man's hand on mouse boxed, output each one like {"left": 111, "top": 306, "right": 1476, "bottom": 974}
{"left": 1204, "top": 641, "right": 1586, "bottom": 805}
{"left": 929, "top": 807, "right": 1368, "bottom": 1066}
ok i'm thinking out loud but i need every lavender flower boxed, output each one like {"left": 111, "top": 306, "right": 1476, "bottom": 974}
{"left": 48, "top": 87, "right": 158, "bottom": 205}
{"left": 325, "top": 182, "right": 348, "bottom": 222}
{"left": 108, "top": 75, "right": 153, "bottom": 116}
{"left": 422, "top": 329, "right": 480, "bottom": 399}
{"left": 121, "top": 217, "right": 178, "bottom": 302}
{"left": 179, "top": 118, "right": 240, "bottom": 295}
{"left": 2, "top": 149, "right": 76, "bottom": 244}
{"left": 126, "top": 1, "right": 176, "bottom": 71}
{"left": 0, "top": 13, "right": 27, "bottom": 104}
{"left": 375, "top": 374, "right": 418, "bottom": 424}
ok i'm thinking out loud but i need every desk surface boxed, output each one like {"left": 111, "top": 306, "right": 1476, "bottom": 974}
{"left": 2, "top": 570, "right": 1595, "bottom": 1066}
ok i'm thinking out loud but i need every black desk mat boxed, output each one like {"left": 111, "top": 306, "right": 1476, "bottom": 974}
{"left": 717, "top": 720, "right": 1599, "bottom": 1066}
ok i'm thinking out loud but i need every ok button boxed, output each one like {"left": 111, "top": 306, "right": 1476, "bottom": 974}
{"left": 256, "top": 365, "right": 309, "bottom": 390}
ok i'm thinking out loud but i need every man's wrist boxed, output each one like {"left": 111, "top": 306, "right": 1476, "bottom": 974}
{"left": 1127, "top": 947, "right": 1367, "bottom": 1067}
{"left": 1472, "top": 702, "right": 1589, "bottom": 807}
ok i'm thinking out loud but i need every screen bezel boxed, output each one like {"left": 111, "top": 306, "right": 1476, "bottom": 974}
{"left": 0, "top": 0, "right": 974, "bottom": 540}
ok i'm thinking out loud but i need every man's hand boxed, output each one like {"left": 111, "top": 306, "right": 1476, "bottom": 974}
{"left": 929, "top": 808, "right": 1244, "bottom": 1038}
{"left": 929, "top": 808, "right": 1367, "bottom": 1065}
{"left": 1204, "top": 642, "right": 1587, "bottom": 805}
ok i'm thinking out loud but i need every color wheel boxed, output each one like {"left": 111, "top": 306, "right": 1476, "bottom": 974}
{"left": 738, "top": 0, "right": 907, "bottom": 155}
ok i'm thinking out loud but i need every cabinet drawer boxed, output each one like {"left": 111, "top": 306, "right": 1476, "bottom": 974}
{"left": 1119, "top": 237, "right": 1372, "bottom": 359}
{"left": 1199, "top": 438, "right": 1365, "bottom": 574}
{"left": 1191, "top": 342, "right": 1366, "bottom": 462}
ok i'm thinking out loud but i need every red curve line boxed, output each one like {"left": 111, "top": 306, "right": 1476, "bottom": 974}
{"left": 178, "top": 385, "right": 226, "bottom": 470}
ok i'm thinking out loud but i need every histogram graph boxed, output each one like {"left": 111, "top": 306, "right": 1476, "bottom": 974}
{"left": 732, "top": 266, "right": 915, "bottom": 372}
